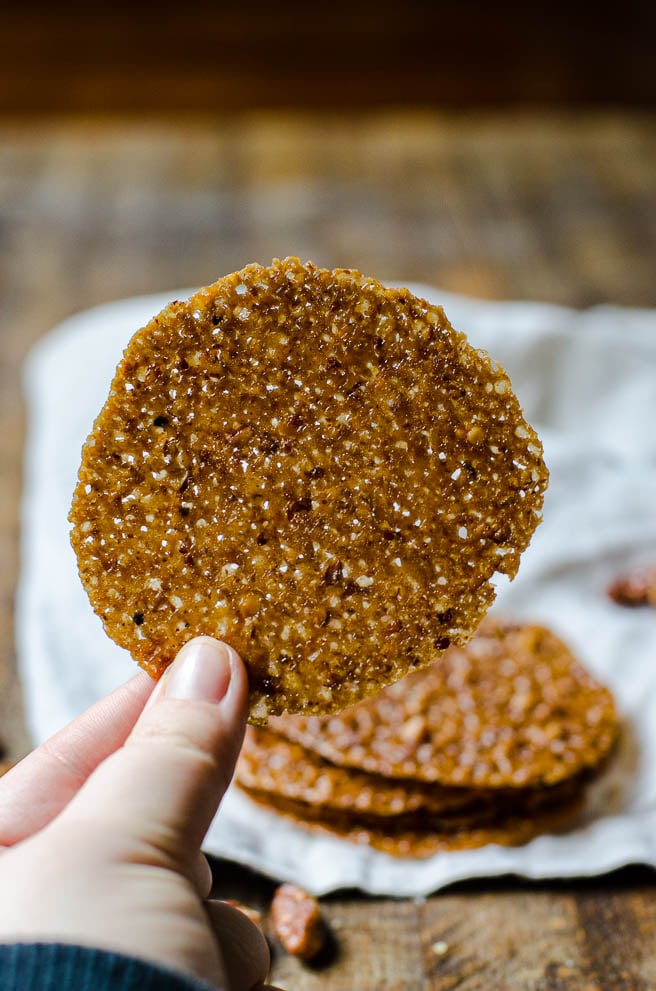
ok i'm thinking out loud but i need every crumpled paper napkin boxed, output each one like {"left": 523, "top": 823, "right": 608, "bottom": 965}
{"left": 17, "top": 284, "right": 656, "bottom": 895}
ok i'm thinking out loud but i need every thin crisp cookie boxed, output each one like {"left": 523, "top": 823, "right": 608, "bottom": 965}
{"left": 70, "top": 259, "right": 548, "bottom": 722}
{"left": 237, "top": 725, "right": 477, "bottom": 816}
{"left": 272, "top": 619, "right": 619, "bottom": 786}
{"left": 242, "top": 788, "right": 586, "bottom": 859}
{"left": 236, "top": 724, "right": 585, "bottom": 819}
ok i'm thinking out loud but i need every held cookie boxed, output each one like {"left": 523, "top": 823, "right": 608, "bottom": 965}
{"left": 70, "top": 259, "right": 548, "bottom": 721}
{"left": 272, "top": 619, "right": 619, "bottom": 786}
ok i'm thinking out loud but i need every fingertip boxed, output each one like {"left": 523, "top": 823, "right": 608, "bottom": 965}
{"left": 222, "top": 640, "right": 250, "bottom": 714}
{"left": 145, "top": 636, "right": 249, "bottom": 719}
{"left": 193, "top": 637, "right": 249, "bottom": 728}
{"left": 166, "top": 638, "right": 233, "bottom": 703}
{"left": 57, "top": 636, "right": 251, "bottom": 862}
{"left": 206, "top": 901, "right": 270, "bottom": 991}
{"left": 178, "top": 636, "right": 249, "bottom": 727}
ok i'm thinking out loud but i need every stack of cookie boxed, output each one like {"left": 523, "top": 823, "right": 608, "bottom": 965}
{"left": 236, "top": 619, "right": 618, "bottom": 857}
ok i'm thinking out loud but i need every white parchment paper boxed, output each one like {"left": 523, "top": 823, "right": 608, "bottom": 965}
{"left": 17, "top": 285, "right": 656, "bottom": 896}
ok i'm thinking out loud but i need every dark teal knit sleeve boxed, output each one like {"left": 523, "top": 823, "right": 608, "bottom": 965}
{"left": 0, "top": 943, "right": 219, "bottom": 991}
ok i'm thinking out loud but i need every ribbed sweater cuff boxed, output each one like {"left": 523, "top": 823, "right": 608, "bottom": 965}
{"left": 0, "top": 942, "right": 217, "bottom": 991}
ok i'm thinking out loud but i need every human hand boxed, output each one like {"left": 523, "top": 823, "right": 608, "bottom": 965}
{"left": 0, "top": 637, "right": 272, "bottom": 990}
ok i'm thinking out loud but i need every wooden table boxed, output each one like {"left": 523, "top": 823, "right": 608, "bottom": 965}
{"left": 0, "top": 113, "right": 654, "bottom": 988}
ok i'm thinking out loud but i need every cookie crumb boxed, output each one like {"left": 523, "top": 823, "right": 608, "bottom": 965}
{"left": 432, "top": 940, "right": 449, "bottom": 956}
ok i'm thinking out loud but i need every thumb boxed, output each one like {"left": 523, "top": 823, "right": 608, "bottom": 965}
{"left": 57, "top": 637, "right": 249, "bottom": 875}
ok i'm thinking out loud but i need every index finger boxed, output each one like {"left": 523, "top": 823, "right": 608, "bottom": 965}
{"left": 0, "top": 672, "right": 154, "bottom": 847}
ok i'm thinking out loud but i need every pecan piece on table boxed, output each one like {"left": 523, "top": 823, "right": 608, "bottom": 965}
{"left": 607, "top": 567, "right": 656, "bottom": 607}
{"left": 271, "top": 883, "right": 326, "bottom": 961}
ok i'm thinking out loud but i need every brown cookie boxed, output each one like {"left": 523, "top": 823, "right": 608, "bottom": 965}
{"left": 237, "top": 725, "right": 477, "bottom": 816}
{"left": 70, "top": 259, "right": 547, "bottom": 721}
{"left": 240, "top": 776, "right": 584, "bottom": 833}
{"left": 272, "top": 619, "right": 619, "bottom": 787}
{"left": 236, "top": 725, "right": 586, "bottom": 820}
{"left": 241, "top": 788, "right": 585, "bottom": 859}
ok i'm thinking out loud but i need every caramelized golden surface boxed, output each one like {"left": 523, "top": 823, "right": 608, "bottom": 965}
{"left": 238, "top": 723, "right": 584, "bottom": 819}
{"left": 243, "top": 789, "right": 585, "bottom": 859}
{"left": 70, "top": 259, "right": 548, "bottom": 720}
{"left": 272, "top": 620, "right": 619, "bottom": 787}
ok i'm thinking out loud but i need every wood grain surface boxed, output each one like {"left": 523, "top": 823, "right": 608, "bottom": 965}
{"left": 2, "top": 2, "right": 655, "bottom": 113}
{"left": 0, "top": 113, "right": 654, "bottom": 988}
